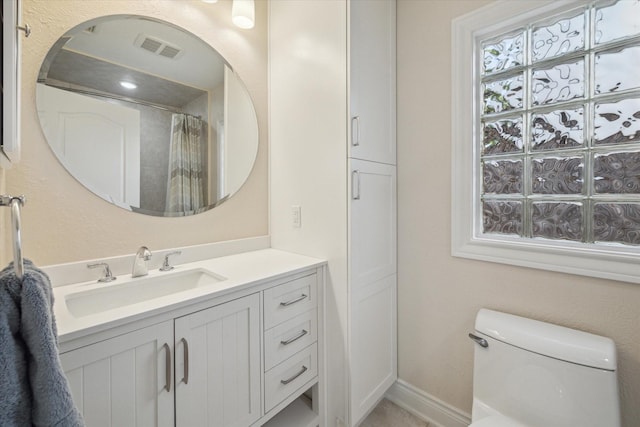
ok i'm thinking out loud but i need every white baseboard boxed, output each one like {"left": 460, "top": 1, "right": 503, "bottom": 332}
{"left": 385, "top": 380, "right": 471, "bottom": 427}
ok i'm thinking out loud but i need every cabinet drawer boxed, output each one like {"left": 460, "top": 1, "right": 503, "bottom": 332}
{"left": 264, "top": 343, "right": 318, "bottom": 413}
{"left": 264, "top": 309, "right": 317, "bottom": 371}
{"left": 264, "top": 274, "right": 317, "bottom": 329}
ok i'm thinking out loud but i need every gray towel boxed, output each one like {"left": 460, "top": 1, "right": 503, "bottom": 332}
{"left": 0, "top": 259, "right": 84, "bottom": 427}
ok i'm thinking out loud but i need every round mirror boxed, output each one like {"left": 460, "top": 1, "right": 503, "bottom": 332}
{"left": 36, "top": 15, "right": 258, "bottom": 217}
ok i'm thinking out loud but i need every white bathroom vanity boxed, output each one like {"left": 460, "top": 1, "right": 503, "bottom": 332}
{"left": 51, "top": 248, "right": 325, "bottom": 427}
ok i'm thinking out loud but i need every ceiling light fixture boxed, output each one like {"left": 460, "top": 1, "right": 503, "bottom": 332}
{"left": 201, "top": 0, "right": 218, "bottom": 3}
{"left": 119, "top": 81, "right": 137, "bottom": 90}
{"left": 232, "top": 0, "right": 255, "bottom": 29}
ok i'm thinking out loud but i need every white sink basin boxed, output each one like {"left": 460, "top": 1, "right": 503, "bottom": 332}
{"left": 65, "top": 268, "right": 226, "bottom": 317}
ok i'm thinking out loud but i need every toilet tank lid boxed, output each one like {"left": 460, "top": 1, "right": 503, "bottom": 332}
{"left": 475, "top": 309, "right": 617, "bottom": 371}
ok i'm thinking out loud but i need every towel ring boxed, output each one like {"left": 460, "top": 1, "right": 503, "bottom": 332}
{"left": 1, "top": 195, "right": 25, "bottom": 279}
{"left": 11, "top": 198, "right": 24, "bottom": 279}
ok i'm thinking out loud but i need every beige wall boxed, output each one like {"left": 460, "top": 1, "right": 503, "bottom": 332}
{"left": 4, "top": 0, "right": 268, "bottom": 266}
{"left": 397, "top": 1, "right": 640, "bottom": 426}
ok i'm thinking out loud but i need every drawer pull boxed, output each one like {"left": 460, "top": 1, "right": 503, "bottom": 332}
{"left": 280, "top": 365, "right": 308, "bottom": 385}
{"left": 280, "top": 294, "right": 307, "bottom": 307}
{"left": 280, "top": 329, "right": 308, "bottom": 346}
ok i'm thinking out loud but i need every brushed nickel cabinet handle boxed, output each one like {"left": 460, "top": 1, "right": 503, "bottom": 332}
{"left": 280, "top": 329, "right": 308, "bottom": 346}
{"left": 280, "top": 294, "right": 307, "bottom": 307}
{"left": 162, "top": 343, "right": 171, "bottom": 392}
{"left": 280, "top": 365, "right": 308, "bottom": 385}
{"left": 352, "top": 170, "right": 361, "bottom": 200}
{"left": 351, "top": 116, "right": 360, "bottom": 147}
{"left": 180, "top": 337, "right": 190, "bottom": 384}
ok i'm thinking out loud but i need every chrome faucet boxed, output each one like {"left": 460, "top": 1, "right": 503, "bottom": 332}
{"left": 132, "top": 246, "right": 152, "bottom": 278}
{"left": 87, "top": 262, "right": 116, "bottom": 283}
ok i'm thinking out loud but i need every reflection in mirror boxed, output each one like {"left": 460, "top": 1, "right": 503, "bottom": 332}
{"left": 36, "top": 15, "right": 258, "bottom": 216}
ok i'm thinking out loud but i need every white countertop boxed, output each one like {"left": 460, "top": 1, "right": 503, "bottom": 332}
{"left": 53, "top": 248, "right": 325, "bottom": 343}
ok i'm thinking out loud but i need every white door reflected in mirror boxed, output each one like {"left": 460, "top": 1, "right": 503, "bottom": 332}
{"left": 37, "top": 84, "right": 141, "bottom": 209}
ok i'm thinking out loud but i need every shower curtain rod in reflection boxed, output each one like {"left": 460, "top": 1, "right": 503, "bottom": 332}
{"left": 39, "top": 81, "right": 202, "bottom": 118}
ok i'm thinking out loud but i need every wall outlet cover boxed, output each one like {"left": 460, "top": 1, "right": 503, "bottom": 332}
{"left": 291, "top": 205, "right": 302, "bottom": 228}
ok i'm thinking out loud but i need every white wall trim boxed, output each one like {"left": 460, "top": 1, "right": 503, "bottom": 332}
{"left": 2, "top": 0, "right": 22, "bottom": 165}
{"left": 385, "top": 380, "right": 471, "bottom": 427}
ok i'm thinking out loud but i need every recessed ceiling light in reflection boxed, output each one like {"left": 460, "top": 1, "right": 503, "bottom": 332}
{"left": 120, "top": 81, "right": 137, "bottom": 90}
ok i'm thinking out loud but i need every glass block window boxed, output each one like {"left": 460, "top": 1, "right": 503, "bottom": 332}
{"left": 479, "top": 0, "right": 640, "bottom": 246}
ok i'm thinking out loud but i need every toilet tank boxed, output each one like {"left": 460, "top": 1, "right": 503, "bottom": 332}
{"left": 471, "top": 309, "right": 620, "bottom": 427}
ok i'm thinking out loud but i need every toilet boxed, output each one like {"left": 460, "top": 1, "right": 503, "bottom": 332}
{"left": 469, "top": 309, "right": 621, "bottom": 427}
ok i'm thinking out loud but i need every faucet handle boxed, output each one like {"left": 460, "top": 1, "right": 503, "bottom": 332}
{"left": 137, "top": 246, "right": 152, "bottom": 260}
{"left": 160, "top": 251, "right": 182, "bottom": 272}
{"left": 87, "top": 262, "right": 117, "bottom": 283}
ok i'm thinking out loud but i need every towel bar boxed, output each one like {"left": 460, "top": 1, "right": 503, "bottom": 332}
{"left": 0, "top": 195, "right": 26, "bottom": 279}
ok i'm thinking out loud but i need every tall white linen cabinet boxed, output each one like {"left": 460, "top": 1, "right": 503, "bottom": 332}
{"left": 269, "top": 1, "right": 397, "bottom": 426}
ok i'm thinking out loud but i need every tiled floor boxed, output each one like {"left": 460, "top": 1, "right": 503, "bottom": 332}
{"left": 360, "top": 399, "right": 430, "bottom": 427}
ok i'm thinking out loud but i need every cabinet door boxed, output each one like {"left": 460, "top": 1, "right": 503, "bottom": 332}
{"left": 60, "top": 321, "right": 174, "bottom": 427}
{"left": 350, "top": 159, "right": 397, "bottom": 288}
{"left": 2, "top": 0, "right": 22, "bottom": 164}
{"left": 350, "top": 274, "right": 397, "bottom": 426}
{"left": 174, "top": 294, "right": 261, "bottom": 427}
{"left": 349, "top": 0, "right": 396, "bottom": 165}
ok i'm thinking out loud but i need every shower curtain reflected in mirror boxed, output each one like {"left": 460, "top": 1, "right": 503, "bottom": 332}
{"left": 165, "top": 113, "right": 205, "bottom": 215}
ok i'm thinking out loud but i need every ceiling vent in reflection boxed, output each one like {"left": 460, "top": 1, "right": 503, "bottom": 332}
{"left": 134, "top": 34, "right": 184, "bottom": 60}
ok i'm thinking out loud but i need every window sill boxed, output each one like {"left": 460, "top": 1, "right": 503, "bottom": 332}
{"left": 453, "top": 232, "right": 640, "bottom": 284}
